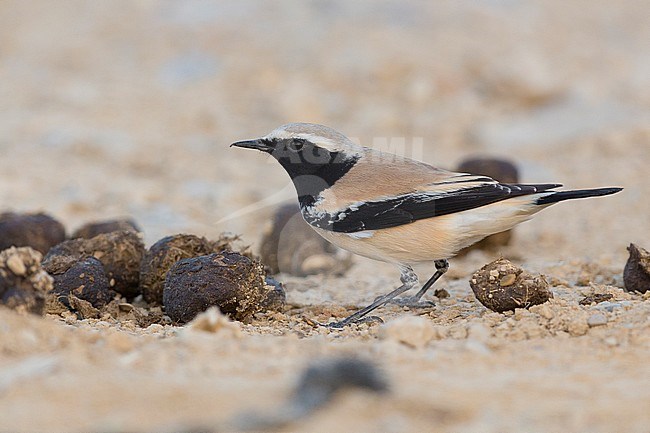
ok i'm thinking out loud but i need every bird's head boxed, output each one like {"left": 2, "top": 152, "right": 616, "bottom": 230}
{"left": 231, "top": 123, "right": 362, "bottom": 203}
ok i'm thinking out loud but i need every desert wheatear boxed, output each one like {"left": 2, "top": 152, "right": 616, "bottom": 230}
{"left": 232, "top": 123, "right": 622, "bottom": 327}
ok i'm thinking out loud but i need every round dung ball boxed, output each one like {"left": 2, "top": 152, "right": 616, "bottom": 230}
{"left": 469, "top": 258, "right": 551, "bottom": 313}
{"left": 0, "top": 212, "right": 66, "bottom": 254}
{"left": 457, "top": 157, "right": 519, "bottom": 184}
{"left": 48, "top": 256, "right": 115, "bottom": 308}
{"left": 139, "top": 234, "right": 222, "bottom": 305}
{"left": 72, "top": 218, "right": 140, "bottom": 239}
{"left": 163, "top": 252, "right": 279, "bottom": 324}
{"left": 43, "top": 230, "right": 144, "bottom": 298}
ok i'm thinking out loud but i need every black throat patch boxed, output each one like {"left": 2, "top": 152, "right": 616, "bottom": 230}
{"left": 291, "top": 152, "right": 359, "bottom": 208}
{"left": 268, "top": 138, "right": 359, "bottom": 207}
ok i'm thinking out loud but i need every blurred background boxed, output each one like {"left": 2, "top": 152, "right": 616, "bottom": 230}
{"left": 1, "top": 0, "right": 648, "bottom": 261}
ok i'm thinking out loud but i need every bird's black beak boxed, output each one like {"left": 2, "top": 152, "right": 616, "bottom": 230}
{"left": 230, "top": 139, "right": 273, "bottom": 153}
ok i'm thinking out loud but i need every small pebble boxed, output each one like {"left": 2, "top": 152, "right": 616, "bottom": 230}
{"left": 6, "top": 254, "right": 27, "bottom": 276}
{"left": 587, "top": 313, "right": 608, "bottom": 327}
{"left": 433, "top": 288, "right": 450, "bottom": 299}
{"left": 185, "top": 307, "right": 241, "bottom": 336}
{"left": 145, "top": 323, "right": 164, "bottom": 333}
{"left": 593, "top": 301, "right": 623, "bottom": 313}
{"left": 118, "top": 303, "right": 134, "bottom": 312}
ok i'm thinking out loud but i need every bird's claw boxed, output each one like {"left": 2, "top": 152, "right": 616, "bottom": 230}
{"left": 307, "top": 315, "right": 384, "bottom": 329}
{"left": 387, "top": 296, "right": 435, "bottom": 308}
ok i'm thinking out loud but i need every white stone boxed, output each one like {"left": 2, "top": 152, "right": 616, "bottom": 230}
{"left": 587, "top": 313, "right": 608, "bottom": 327}
{"left": 6, "top": 254, "right": 26, "bottom": 276}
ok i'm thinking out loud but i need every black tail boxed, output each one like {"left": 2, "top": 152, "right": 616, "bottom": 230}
{"left": 536, "top": 187, "right": 623, "bottom": 205}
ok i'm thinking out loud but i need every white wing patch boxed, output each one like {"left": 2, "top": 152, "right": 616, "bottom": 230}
{"left": 346, "top": 230, "right": 375, "bottom": 239}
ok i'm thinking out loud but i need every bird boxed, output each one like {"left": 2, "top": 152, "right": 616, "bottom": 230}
{"left": 231, "top": 123, "right": 622, "bottom": 328}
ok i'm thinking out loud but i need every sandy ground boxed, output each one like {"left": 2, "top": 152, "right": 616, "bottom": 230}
{"left": 1, "top": 1, "right": 650, "bottom": 432}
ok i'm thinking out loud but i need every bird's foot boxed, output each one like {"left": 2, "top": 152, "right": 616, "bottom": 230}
{"left": 387, "top": 296, "right": 435, "bottom": 308}
{"left": 305, "top": 315, "right": 384, "bottom": 329}
{"left": 326, "top": 315, "right": 384, "bottom": 329}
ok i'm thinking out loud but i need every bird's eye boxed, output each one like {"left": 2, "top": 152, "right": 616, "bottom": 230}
{"left": 288, "top": 139, "right": 305, "bottom": 152}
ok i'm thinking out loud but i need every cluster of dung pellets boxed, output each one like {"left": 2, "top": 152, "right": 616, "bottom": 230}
{"left": 141, "top": 234, "right": 285, "bottom": 324}
{"left": 0, "top": 212, "right": 285, "bottom": 325}
{"left": 139, "top": 234, "right": 226, "bottom": 305}
{"left": 3, "top": 208, "right": 646, "bottom": 326}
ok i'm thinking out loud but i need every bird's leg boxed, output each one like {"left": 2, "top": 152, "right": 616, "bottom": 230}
{"left": 389, "top": 259, "right": 449, "bottom": 308}
{"left": 412, "top": 259, "right": 450, "bottom": 300}
{"left": 325, "top": 265, "right": 418, "bottom": 329}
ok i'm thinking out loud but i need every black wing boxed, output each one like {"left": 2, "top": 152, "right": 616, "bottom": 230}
{"left": 305, "top": 183, "right": 561, "bottom": 233}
